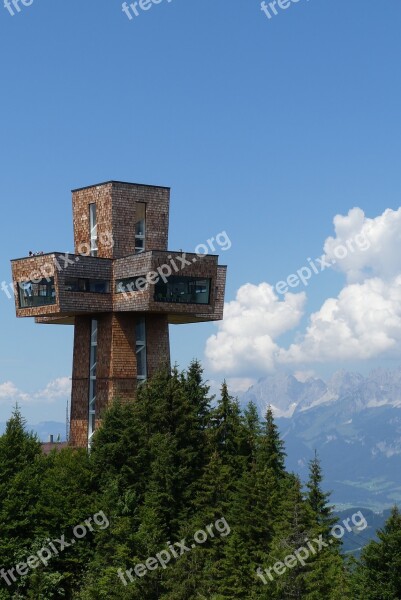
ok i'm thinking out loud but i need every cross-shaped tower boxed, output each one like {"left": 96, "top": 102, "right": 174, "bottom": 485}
{"left": 11, "top": 181, "right": 227, "bottom": 447}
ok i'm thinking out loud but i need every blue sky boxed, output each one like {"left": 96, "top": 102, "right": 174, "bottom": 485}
{"left": 1, "top": 0, "right": 401, "bottom": 423}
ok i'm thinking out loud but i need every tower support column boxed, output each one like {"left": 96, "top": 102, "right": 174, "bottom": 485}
{"left": 69, "top": 313, "right": 170, "bottom": 447}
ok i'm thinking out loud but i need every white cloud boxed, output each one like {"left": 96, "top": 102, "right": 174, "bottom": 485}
{"left": 324, "top": 207, "right": 401, "bottom": 282}
{"left": 280, "top": 276, "right": 401, "bottom": 364}
{"left": 205, "top": 282, "right": 305, "bottom": 375}
{"left": 206, "top": 206, "right": 401, "bottom": 375}
{"left": 0, "top": 377, "right": 71, "bottom": 406}
{"left": 34, "top": 377, "right": 71, "bottom": 401}
{"left": 0, "top": 381, "right": 29, "bottom": 402}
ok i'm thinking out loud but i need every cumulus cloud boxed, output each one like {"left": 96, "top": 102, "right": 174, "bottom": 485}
{"left": 280, "top": 276, "right": 401, "bottom": 364}
{"left": 0, "top": 377, "right": 71, "bottom": 405}
{"left": 205, "top": 282, "right": 306, "bottom": 375}
{"left": 34, "top": 377, "right": 71, "bottom": 401}
{"left": 324, "top": 207, "right": 401, "bottom": 282}
{"left": 0, "top": 382, "right": 29, "bottom": 402}
{"left": 206, "top": 206, "right": 401, "bottom": 375}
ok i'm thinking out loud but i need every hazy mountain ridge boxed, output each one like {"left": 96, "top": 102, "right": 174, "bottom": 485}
{"left": 240, "top": 367, "right": 401, "bottom": 511}
{"left": 241, "top": 367, "right": 401, "bottom": 418}
{"left": 0, "top": 421, "right": 66, "bottom": 442}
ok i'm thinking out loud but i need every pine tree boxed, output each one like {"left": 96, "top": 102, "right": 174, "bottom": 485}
{"left": 183, "top": 360, "right": 211, "bottom": 428}
{"left": 220, "top": 404, "right": 281, "bottom": 599}
{"left": 163, "top": 383, "right": 244, "bottom": 599}
{"left": 241, "top": 401, "right": 261, "bottom": 467}
{"left": 208, "top": 381, "right": 245, "bottom": 474}
{"left": 305, "top": 451, "right": 337, "bottom": 536}
{"left": 162, "top": 450, "right": 234, "bottom": 600}
{"left": 303, "top": 452, "right": 350, "bottom": 599}
{"left": 178, "top": 361, "right": 213, "bottom": 516}
{"left": 352, "top": 506, "right": 401, "bottom": 599}
{"left": 82, "top": 366, "right": 214, "bottom": 600}
{"left": 0, "top": 405, "right": 41, "bottom": 482}
{"left": 220, "top": 463, "right": 279, "bottom": 599}
{"left": 261, "top": 475, "right": 313, "bottom": 599}
{"left": 259, "top": 406, "right": 286, "bottom": 478}
{"left": 0, "top": 406, "right": 43, "bottom": 592}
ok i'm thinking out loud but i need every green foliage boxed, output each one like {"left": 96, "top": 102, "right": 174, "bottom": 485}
{"left": 259, "top": 405, "right": 286, "bottom": 477}
{"left": 0, "top": 364, "right": 377, "bottom": 599}
{"left": 0, "top": 405, "right": 42, "bottom": 480}
{"left": 352, "top": 506, "right": 401, "bottom": 599}
{"left": 305, "top": 451, "right": 337, "bottom": 534}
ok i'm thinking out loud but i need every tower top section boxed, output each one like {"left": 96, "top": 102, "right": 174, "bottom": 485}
{"left": 72, "top": 180, "right": 170, "bottom": 260}
{"left": 71, "top": 180, "right": 170, "bottom": 193}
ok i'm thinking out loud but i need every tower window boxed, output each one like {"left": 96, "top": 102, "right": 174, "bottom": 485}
{"left": 18, "top": 278, "right": 56, "bottom": 308}
{"left": 89, "top": 203, "right": 98, "bottom": 257}
{"left": 135, "top": 203, "right": 146, "bottom": 254}
{"left": 154, "top": 277, "right": 211, "bottom": 305}
{"left": 88, "top": 319, "right": 98, "bottom": 446}
{"left": 65, "top": 278, "right": 110, "bottom": 294}
{"left": 135, "top": 317, "right": 147, "bottom": 383}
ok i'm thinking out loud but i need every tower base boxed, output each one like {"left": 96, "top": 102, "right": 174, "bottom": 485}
{"left": 69, "top": 313, "right": 170, "bottom": 447}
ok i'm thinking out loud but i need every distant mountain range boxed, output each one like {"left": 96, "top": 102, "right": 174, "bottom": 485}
{"left": 239, "top": 368, "right": 401, "bottom": 512}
